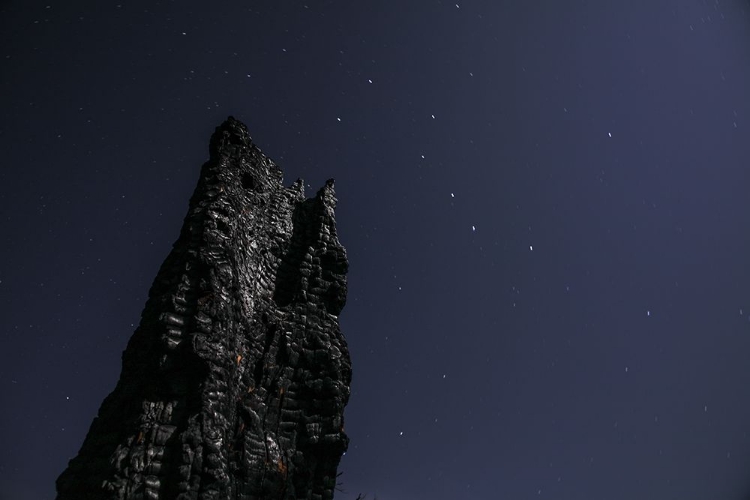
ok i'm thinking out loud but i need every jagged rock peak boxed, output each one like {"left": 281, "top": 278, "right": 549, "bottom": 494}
{"left": 56, "top": 117, "right": 351, "bottom": 500}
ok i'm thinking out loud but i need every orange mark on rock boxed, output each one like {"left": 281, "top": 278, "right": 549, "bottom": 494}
{"left": 236, "top": 354, "right": 242, "bottom": 365}
{"left": 136, "top": 431, "right": 144, "bottom": 444}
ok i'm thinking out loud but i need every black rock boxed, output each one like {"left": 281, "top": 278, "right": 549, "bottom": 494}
{"left": 57, "top": 117, "right": 352, "bottom": 500}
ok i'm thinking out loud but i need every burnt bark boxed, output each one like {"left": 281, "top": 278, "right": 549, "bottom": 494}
{"left": 57, "top": 117, "right": 351, "bottom": 500}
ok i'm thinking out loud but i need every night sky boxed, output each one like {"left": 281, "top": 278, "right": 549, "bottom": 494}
{"left": 3, "top": 1, "right": 750, "bottom": 499}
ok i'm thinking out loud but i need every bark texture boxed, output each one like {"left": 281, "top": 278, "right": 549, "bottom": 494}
{"left": 57, "top": 117, "right": 351, "bottom": 500}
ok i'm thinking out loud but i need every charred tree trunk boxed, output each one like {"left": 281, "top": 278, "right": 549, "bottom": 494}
{"left": 57, "top": 117, "right": 351, "bottom": 500}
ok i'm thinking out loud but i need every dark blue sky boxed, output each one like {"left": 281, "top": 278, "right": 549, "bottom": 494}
{"left": 3, "top": 1, "right": 750, "bottom": 499}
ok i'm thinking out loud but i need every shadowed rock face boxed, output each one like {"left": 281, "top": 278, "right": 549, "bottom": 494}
{"left": 57, "top": 117, "right": 351, "bottom": 500}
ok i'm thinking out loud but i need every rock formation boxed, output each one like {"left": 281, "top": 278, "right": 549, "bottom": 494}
{"left": 57, "top": 117, "right": 352, "bottom": 500}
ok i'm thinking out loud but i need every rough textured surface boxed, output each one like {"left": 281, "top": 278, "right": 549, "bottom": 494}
{"left": 57, "top": 117, "right": 351, "bottom": 500}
